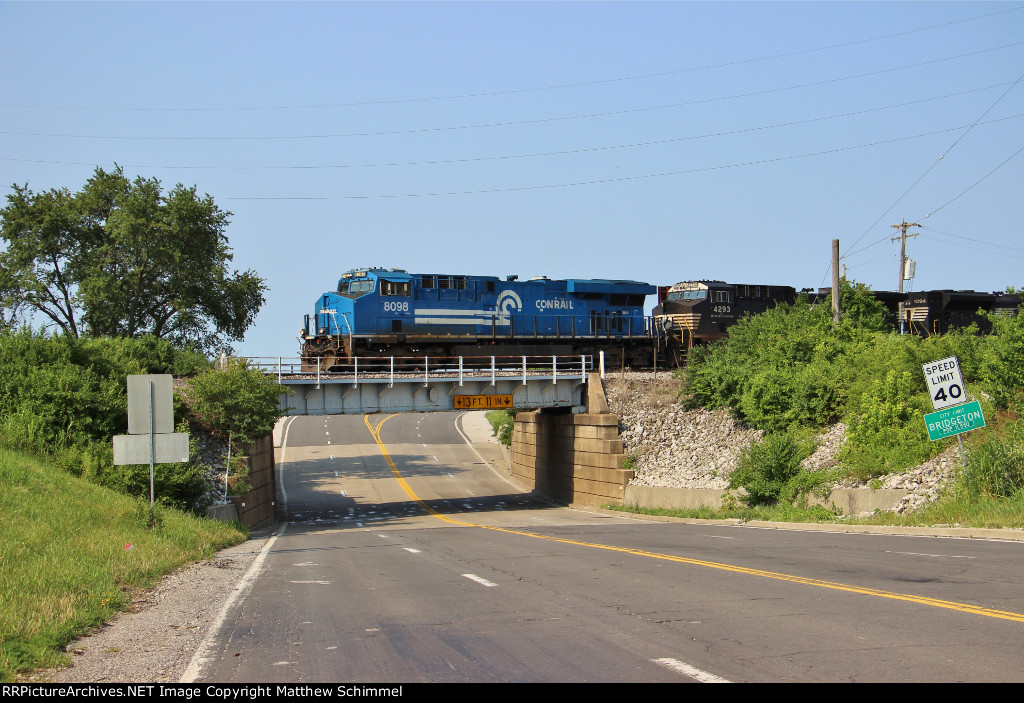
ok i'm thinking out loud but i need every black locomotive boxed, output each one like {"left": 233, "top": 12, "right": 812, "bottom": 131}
{"left": 651, "top": 279, "right": 1020, "bottom": 366}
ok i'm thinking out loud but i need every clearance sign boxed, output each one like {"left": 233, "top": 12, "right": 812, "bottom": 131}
{"left": 454, "top": 394, "right": 514, "bottom": 410}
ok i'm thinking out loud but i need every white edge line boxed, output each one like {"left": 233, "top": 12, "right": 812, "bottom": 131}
{"left": 454, "top": 412, "right": 521, "bottom": 491}
{"left": 181, "top": 416, "right": 296, "bottom": 682}
{"left": 180, "top": 523, "right": 286, "bottom": 682}
{"left": 275, "top": 415, "right": 298, "bottom": 514}
{"left": 462, "top": 573, "right": 498, "bottom": 588}
{"left": 652, "top": 657, "right": 731, "bottom": 683}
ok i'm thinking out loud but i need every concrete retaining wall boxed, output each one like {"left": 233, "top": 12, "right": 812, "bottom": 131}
{"left": 225, "top": 434, "right": 276, "bottom": 529}
{"left": 624, "top": 485, "right": 911, "bottom": 514}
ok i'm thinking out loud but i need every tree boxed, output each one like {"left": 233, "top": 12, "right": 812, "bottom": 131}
{"left": 185, "top": 358, "right": 284, "bottom": 446}
{"left": 184, "top": 358, "right": 287, "bottom": 498}
{"left": 0, "top": 185, "right": 91, "bottom": 337}
{"left": 823, "top": 280, "right": 890, "bottom": 332}
{"left": 0, "top": 166, "right": 266, "bottom": 354}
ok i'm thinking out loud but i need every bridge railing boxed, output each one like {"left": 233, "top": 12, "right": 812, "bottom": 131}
{"left": 242, "top": 354, "right": 595, "bottom": 386}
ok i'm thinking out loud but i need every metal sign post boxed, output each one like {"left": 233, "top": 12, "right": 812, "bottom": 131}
{"left": 113, "top": 374, "right": 189, "bottom": 510}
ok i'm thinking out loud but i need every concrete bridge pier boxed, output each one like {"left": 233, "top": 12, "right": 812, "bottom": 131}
{"left": 509, "top": 373, "right": 633, "bottom": 507}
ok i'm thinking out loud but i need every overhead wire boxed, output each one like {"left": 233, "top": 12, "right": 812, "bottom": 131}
{"left": 919, "top": 143, "right": 1024, "bottom": 221}
{"left": 841, "top": 72, "right": 1024, "bottom": 262}
{"left": 4, "top": 43, "right": 1021, "bottom": 143}
{"left": 212, "top": 115, "right": 1024, "bottom": 200}
{"left": 3, "top": 84, "right": 1014, "bottom": 171}
{"left": 3, "top": 5, "right": 1020, "bottom": 113}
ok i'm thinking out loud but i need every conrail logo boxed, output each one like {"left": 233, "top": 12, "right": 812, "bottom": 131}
{"left": 496, "top": 290, "right": 522, "bottom": 323}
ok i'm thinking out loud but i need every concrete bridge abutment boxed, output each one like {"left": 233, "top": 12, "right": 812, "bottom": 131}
{"left": 510, "top": 373, "right": 633, "bottom": 507}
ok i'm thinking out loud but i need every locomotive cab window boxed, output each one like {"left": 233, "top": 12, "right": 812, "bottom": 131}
{"left": 380, "top": 279, "right": 411, "bottom": 297}
{"left": 668, "top": 290, "right": 707, "bottom": 301}
{"left": 713, "top": 291, "right": 730, "bottom": 303}
{"left": 338, "top": 279, "right": 374, "bottom": 297}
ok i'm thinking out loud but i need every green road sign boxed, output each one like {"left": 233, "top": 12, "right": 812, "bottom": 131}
{"left": 924, "top": 401, "right": 986, "bottom": 441}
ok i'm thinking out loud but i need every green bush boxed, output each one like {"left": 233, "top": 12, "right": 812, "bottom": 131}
{"left": 183, "top": 359, "right": 286, "bottom": 498}
{"left": 729, "top": 431, "right": 813, "bottom": 506}
{"left": 0, "top": 329, "right": 220, "bottom": 511}
{"left": 184, "top": 358, "right": 285, "bottom": 445}
{"left": 738, "top": 367, "right": 796, "bottom": 432}
{"left": 978, "top": 300, "right": 1024, "bottom": 408}
{"left": 791, "top": 358, "right": 845, "bottom": 426}
{"left": 485, "top": 409, "right": 516, "bottom": 447}
{"left": 839, "top": 369, "right": 935, "bottom": 480}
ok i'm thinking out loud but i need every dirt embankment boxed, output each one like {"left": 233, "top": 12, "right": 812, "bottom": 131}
{"left": 603, "top": 372, "right": 957, "bottom": 513}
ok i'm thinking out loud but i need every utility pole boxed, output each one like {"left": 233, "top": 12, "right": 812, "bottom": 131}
{"left": 832, "top": 239, "right": 841, "bottom": 324}
{"left": 891, "top": 220, "right": 920, "bottom": 334}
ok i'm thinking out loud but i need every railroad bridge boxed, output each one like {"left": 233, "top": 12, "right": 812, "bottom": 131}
{"left": 246, "top": 354, "right": 606, "bottom": 415}
{"left": 236, "top": 352, "right": 631, "bottom": 521}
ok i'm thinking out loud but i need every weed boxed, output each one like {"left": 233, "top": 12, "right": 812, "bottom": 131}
{"left": 729, "top": 431, "right": 813, "bottom": 506}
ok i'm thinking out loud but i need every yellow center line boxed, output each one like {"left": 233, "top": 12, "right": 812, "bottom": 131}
{"left": 363, "top": 413, "right": 1024, "bottom": 624}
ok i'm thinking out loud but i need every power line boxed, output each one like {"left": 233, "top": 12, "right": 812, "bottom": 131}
{"left": 3, "top": 6, "right": 1020, "bottom": 113}
{"left": 920, "top": 143, "right": 1024, "bottom": 220}
{"left": 4, "top": 87, "right": 1015, "bottom": 172}
{"left": 213, "top": 115, "right": 1024, "bottom": 200}
{"left": 3, "top": 43, "right": 1021, "bottom": 142}
{"left": 920, "top": 226, "right": 1024, "bottom": 258}
{"left": 842, "top": 71, "right": 1024, "bottom": 258}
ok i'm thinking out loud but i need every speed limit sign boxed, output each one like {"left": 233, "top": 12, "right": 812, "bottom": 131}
{"left": 922, "top": 356, "right": 966, "bottom": 411}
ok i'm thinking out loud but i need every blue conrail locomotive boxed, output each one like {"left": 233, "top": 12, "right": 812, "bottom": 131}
{"left": 300, "top": 268, "right": 658, "bottom": 370}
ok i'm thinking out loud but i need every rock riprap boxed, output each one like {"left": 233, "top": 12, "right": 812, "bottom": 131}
{"left": 603, "top": 373, "right": 955, "bottom": 512}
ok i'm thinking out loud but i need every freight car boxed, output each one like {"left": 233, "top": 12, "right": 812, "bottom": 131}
{"left": 299, "top": 268, "right": 658, "bottom": 370}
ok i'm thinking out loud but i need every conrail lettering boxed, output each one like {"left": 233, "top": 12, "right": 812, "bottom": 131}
{"left": 535, "top": 299, "right": 575, "bottom": 310}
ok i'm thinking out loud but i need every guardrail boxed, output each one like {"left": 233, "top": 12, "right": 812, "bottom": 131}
{"left": 241, "top": 354, "right": 596, "bottom": 387}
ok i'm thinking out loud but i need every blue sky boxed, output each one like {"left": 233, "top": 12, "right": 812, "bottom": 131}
{"left": 2, "top": 1, "right": 1022, "bottom": 359}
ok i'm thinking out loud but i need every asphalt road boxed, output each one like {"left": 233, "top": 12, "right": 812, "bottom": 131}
{"left": 193, "top": 412, "right": 1024, "bottom": 683}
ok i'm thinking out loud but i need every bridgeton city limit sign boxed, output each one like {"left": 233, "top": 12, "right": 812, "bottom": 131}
{"left": 921, "top": 357, "right": 985, "bottom": 442}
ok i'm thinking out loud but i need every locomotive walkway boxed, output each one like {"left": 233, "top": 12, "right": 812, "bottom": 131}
{"left": 246, "top": 354, "right": 601, "bottom": 415}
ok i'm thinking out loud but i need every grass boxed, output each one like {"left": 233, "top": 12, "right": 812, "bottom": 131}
{"left": 608, "top": 501, "right": 841, "bottom": 524}
{"left": 0, "top": 447, "right": 247, "bottom": 683}
{"left": 853, "top": 490, "right": 1024, "bottom": 529}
